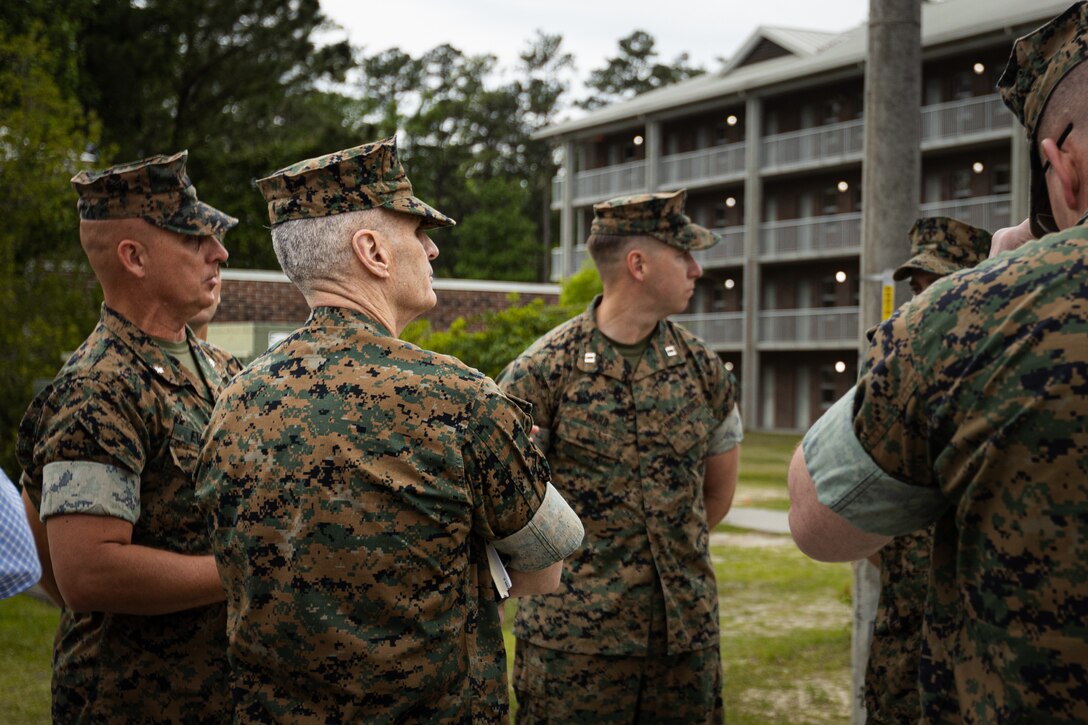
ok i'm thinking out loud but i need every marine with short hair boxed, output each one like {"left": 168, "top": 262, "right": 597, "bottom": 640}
{"left": 17, "top": 150, "right": 238, "bottom": 723}
{"left": 789, "top": 3, "right": 1088, "bottom": 720}
{"left": 499, "top": 188, "right": 742, "bottom": 724}
{"left": 194, "top": 137, "right": 583, "bottom": 723}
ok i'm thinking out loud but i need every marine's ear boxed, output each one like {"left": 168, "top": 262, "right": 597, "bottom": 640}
{"left": 351, "top": 227, "right": 391, "bottom": 279}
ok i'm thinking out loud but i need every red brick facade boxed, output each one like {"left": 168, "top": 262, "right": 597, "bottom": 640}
{"left": 218, "top": 270, "right": 560, "bottom": 331}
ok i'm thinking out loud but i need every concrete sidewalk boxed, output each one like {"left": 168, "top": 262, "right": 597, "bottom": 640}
{"left": 722, "top": 506, "right": 790, "bottom": 535}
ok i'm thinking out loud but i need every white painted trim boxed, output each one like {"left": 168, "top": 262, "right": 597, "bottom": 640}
{"left": 222, "top": 268, "right": 560, "bottom": 295}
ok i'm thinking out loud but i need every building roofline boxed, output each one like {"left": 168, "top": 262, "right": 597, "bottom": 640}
{"left": 535, "top": 0, "right": 1068, "bottom": 141}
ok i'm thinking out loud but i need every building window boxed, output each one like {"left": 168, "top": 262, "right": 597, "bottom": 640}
{"left": 953, "top": 71, "right": 973, "bottom": 100}
{"left": 819, "top": 367, "right": 837, "bottom": 408}
{"left": 819, "top": 276, "right": 838, "bottom": 307}
{"left": 953, "top": 169, "right": 973, "bottom": 199}
{"left": 822, "top": 98, "right": 843, "bottom": 125}
{"left": 822, "top": 186, "right": 840, "bottom": 214}
{"left": 992, "top": 164, "right": 1011, "bottom": 194}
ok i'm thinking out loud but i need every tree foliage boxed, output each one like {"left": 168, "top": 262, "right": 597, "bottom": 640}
{"left": 0, "top": 23, "right": 103, "bottom": 474}
{"left": 402, "top": 270, "right": 601, "bottom": 380}
{"left": 578, "top": 30, "right": 705, "bottom": 110}
{"left": 0, "top": 4, "right": 694, "bottom": 470}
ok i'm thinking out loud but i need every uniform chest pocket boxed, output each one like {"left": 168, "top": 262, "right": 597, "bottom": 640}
{"left": 662, "top": 403, "right": 716, "bottom": 457}
{"left": 168, "top": 419, "right": 204, "bottom": 476}
{"left": 554, "top": 414, "right": 628, "bottom": 462}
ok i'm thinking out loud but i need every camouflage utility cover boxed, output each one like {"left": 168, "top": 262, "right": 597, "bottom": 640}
{"left": 893, "top": 217, "right": 991, "bottom": 281}
{"left": 853, "top": 223, "right": 1088, "bottom": 720}
{"left": 71, "top": 151, "right": 238, "bottom": 238}
{"left": 255, "top": 136, "right": 456, "bottom": 228}
{"left": 498, "top": 297, "right": 736, "bottom": 656}
{"left": 590, "top": 189, "right": 719, "bottom": 251}
{"left": 17, "top": 305, "right": 238, "bottom": 723}
{"left": 998, "top": 1, "right": 1088, "bottom": 237}
{"left": 195, "top": 306, "right": 557, "bottom": 723}
{"left": 864, "top": 526, "right": 933, "bottom": 724}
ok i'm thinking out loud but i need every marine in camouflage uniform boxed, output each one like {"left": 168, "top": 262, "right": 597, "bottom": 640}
{"left": 863, "top": 217, "right": 991, "bottom": 725}
{"left": 17, "top": 151, "right": 239, "bottom": 723}
{"left": 499, "top": 190, "right": 743, "bottom": 724}
{"left": 194, "top": 137, "right": 583, "bottom": 723}
{"left": 789, "top": 4, "right": 1088, "bottom": 721}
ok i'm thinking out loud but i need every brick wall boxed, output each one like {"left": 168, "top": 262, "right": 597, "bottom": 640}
{"left": 217, "top": 270, "right": 561, "bottom": 331}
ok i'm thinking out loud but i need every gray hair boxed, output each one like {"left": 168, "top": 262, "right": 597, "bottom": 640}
{"left": 271, "top": 209, "right": 385, "bottom": 292}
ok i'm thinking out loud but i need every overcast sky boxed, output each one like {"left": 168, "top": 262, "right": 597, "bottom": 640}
{"left": 319, "top": 0, "right": 871, "bottom": 115}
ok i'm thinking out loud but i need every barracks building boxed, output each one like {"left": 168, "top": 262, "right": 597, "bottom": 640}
{"left": 537, "top": 0, "right": 1069, "bottom": 431}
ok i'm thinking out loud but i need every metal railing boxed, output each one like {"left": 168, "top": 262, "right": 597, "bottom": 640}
{"left": 921, "top": 94, "right": 1012, "bottom": 144}
{"left": 671, "top": 312, "right": 745, "bottom": 348}
{"left": 760, "top": 212, "right": 862, "bottom": 260}
{"left": 920, "top": 194, "right": 1013, "bottom": 232}
{"left": 761, "top": 118, "right": 865, "bottom": 172}
{"left": 660, "top": 142, "right": 746, "bottom": 187}
{"left": 758, "top": 307, "right": 859, "bottom": 348}
{"left": 549, "top": 244, "right": 590, "bottom": 281}
{"left": 694, "top": 226, "right": 745, "bottom": 268}
{"left": 549, "top": 95, "right": 1015, "bottom": 207}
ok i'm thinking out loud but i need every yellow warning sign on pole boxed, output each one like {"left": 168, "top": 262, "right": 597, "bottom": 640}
{"left": 881, "top": 282, "right": 895, "bottom": 320}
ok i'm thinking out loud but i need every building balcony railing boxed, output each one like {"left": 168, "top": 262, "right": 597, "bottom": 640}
{"left": 550, "top": 95, "right": 1016, "bottom": 210}
{"left": 671, "top": 312, "right": 745, "bottom": 349}
{"left": 550, "top": 160, "right": 647, "bottom": 209}
{"left": 694, "top": 226, "right": 745, "bottom": 268}
{"left": 758, "top": 307, "right": 859, "bottom": 349}
{"left": 760, "top": 211, "right": 862, "bottom": 261}
{"left": 660, "top": 142, "right": 747, "bottom": 188}
{"left": 921, "top": 93, "right": 1012, "bottom": 146}
{"left": 761, "top": 118, "right": 865, "bottom": 173}
{"left": 920, "top": 193, "right": 1012, "bottom": 233}
{"left": 549, "top": 244, "right": 590, "bottom": 281}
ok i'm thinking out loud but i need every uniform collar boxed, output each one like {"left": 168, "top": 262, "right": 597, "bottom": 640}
{"left": 99, "top": 304, "right": 218, "bottom": 400}
{"left": 577, "top": 295, "right": 688, "bottom": 381}
{"left": 307, "top": 305, "right": 394, "bottom": 339}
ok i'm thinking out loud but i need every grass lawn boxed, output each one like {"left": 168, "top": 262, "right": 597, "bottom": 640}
{"left": 733, "top": 430, "right": 800, "bottom": 511}
{"left": 2, "top": 430, "right": 852, "bottom": 724}
{"left": 0, "top": 593, "right": 58, "bottom": 725}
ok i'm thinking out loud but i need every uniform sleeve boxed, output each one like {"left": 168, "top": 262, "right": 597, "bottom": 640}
{"left": 497, "top": 352, "right": 556, "bottom": 453}
{"left": 463, "top": 382, "right": 583, "bottom": 571}
{"left": 706, "top": 404, "right": 744, "bottom": 456}
{"left": 28, "top": 375, "right": 146, "bottom": 524}
{"left": 802, "top": 305, "right": 950, "bottom": 537}
{"left": 0, "top": 471, "right": 41, "bottom": 599}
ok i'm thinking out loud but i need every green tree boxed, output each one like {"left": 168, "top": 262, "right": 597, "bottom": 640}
{"left": 357, "top": 33, "right": 575, "bottom": 281}
{"left": 402, "top": 269, "right": 597, "bottom": 379}
{"left": 74, "top": 0, "right": 362, "bottom": 269}
{"left": 578, "top": 30, "right": 705, "bottom": 110}
{"left": 0, "top": 25, "right": 103, "bottom": 474}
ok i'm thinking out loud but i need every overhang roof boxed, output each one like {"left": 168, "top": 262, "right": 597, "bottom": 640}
{"left": 537, "top": 0, "right": 1070, "bottom": 141}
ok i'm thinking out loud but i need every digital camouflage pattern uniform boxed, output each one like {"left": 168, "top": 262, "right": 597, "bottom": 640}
{"left": 499, "top": 190, "right": 740, "bottom": 724}
{"left": 199, "top": 339, "right": 244, "bottom": 381}
{"left": 195, "top": 138, "right": 583, "bottom": 724}
{"left": 804, "top": 7, "right": 1088, "bottom": 720}
{"left": 16, "top": 151, "right": 239, "bottom": 724}
{"left": 864, "top": 217, "right": 991, "bottom": 725}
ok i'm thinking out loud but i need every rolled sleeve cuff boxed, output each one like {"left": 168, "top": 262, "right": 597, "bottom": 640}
{"left": 708, "top": 405, "right": 744, "bottom": 456}
{"left": 803, "top": 387, "right": 947, "bottom": 537}
{"left": 41, "top": 461, "right": 140, "bottom": 524}
{"left": 492, "top": 482, "right": 584, "bottom": 571}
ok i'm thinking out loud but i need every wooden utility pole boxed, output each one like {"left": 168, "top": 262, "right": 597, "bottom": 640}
{"left": 854, "top": 0, "right": 922, "bottom": 722}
